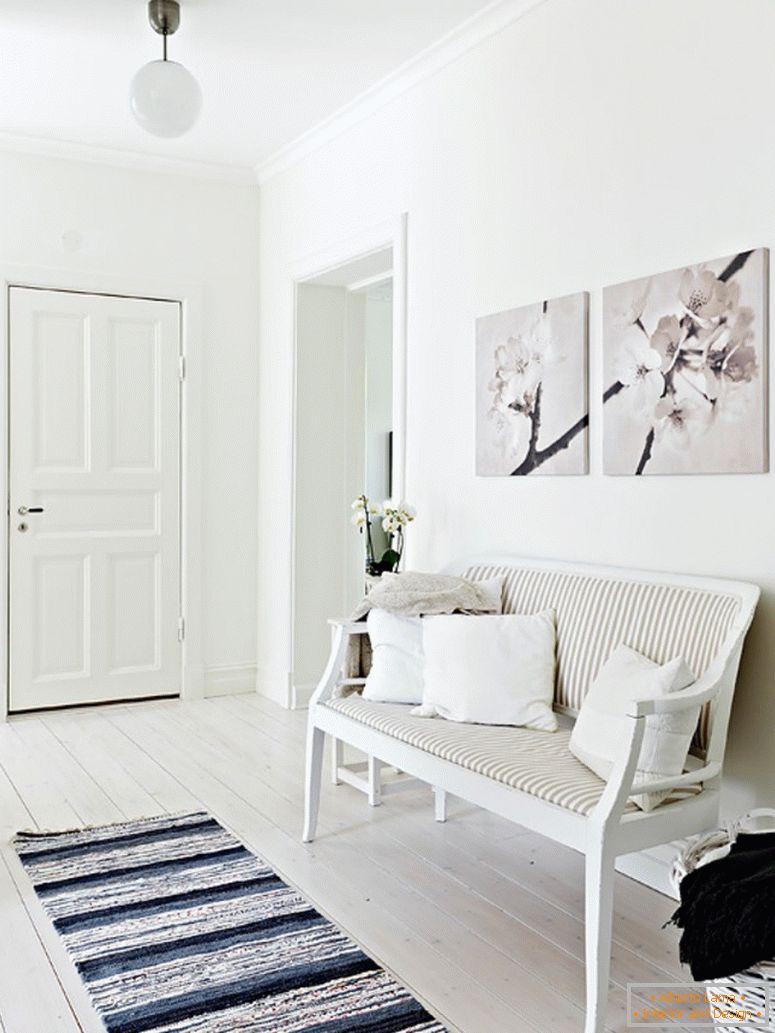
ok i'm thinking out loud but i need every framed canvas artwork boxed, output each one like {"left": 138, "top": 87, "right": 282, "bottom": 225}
{"left": 476, "top": 291, "right": 589, "bottom": 476}
{"left": 603, "top": 249, "right": 768, "bottom": 475}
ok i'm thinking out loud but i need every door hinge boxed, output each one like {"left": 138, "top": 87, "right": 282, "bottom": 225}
{"left": 178, "top": 355, "right": 186, "bottom": 382}
{"left": 177, "top": 616, "right": 185, "bottom": 642}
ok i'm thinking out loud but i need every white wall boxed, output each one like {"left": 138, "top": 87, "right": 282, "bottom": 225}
{"left": 364, "top": 291, "right": 394, "bottom": 508}
{"left": 293, "top": 284, "right": 352, "bottom": 695}
{"left": 257, "top": 0, "right": 775, "bottom": 818}
{"left": 293, "top": 283, "right": 392, "bottom": 699}
{"left": 0, "top": 150, "right": 260, "bottom": 690}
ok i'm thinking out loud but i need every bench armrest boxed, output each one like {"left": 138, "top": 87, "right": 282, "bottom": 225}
{"left": 592, "top": 673, "right": 724, "bottom": 825}
{"left": 630, "top": 761, "right": 721, "bottom": 796}
{"left": 626, "top": 672, "right": 721, "bottom": 718}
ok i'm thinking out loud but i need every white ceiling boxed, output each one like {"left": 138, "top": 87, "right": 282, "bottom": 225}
{"left": 0, "top": 0, "right": 496, "bottom": 175}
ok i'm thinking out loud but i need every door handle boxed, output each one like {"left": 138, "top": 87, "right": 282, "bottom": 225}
{"left": 18, "top": 506, "right": 44, "bottom": 515}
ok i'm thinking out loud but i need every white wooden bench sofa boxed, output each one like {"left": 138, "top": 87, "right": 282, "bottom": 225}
{"left": 302, "top": 556, "right": 759, "bottom": 1033}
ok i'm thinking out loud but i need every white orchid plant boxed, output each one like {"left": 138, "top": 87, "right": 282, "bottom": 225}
{"left": 351, "top": 495, "right": 416, "bottom": 576}
{"left": 610, "top": 250, "right": 758, "bottom": 474}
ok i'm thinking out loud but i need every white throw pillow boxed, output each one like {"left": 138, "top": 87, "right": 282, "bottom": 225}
{"left": 362, "top": 609, "right": 424, "bottom": 704}
{"left": 569, "top": 644, "right": 697, "bottom": 812}
{"left": 415, "top": 611, "right": 558, "bottom": 732}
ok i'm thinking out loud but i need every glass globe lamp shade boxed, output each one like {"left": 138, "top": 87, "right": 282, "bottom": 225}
{"left": 130, "top": 59, "right": 202, "bottom": 138}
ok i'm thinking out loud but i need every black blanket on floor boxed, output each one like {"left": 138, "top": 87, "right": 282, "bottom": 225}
{"left": 671, "top": 831, "right": 775, "bottom": 980}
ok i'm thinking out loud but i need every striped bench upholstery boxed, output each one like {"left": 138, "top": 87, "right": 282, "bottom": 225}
{"left": 325, "top": 698, "right": 700, "bottom": 816}
{"left": 463, "top": 563, "right": 742, "bottom": 754}
{"left": 308, "top": 557, "right": 758, "bottom": 1033}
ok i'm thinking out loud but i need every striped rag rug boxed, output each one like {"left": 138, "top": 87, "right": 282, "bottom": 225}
{"left": 14, "top": 811, "right": 446, "bottom": 1033}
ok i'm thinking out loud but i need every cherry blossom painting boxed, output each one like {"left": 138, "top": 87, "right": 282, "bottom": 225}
{"left": 476, "top": 292, "right": 589, "bottom": 476}
{"left": 603, "top": 249, "right": 768, "bottom": 475}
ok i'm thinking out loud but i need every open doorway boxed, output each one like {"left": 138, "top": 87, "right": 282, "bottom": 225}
{"left": 292, "top": 239, "right": 403, "bottom": 707}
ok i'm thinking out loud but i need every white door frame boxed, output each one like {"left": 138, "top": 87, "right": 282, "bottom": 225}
{"left": 0, "top": 264, "right": 205, "bottom": 719}
{"left": 288, "top": 214, "right": 408, "bottom": 709}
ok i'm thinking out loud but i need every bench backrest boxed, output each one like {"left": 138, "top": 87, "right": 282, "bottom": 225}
{"left": 454, "top": 557, "right": 758, "bottom": 761}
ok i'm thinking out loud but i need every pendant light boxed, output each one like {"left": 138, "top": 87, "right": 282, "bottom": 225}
{"left": 130, "top": 0, "right": 202, "bottom": 138}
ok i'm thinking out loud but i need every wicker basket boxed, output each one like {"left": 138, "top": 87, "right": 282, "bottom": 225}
{"left": 673, "top": 810, "right": 775, "bottom": 1032}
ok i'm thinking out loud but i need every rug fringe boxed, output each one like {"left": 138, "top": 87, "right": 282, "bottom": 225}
{"left": 13, "top": 810, "right": 207, "bottom": 842}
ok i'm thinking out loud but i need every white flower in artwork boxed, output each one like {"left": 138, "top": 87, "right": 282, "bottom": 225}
{"left": 650, "top": 315, "right": 684, "bottom": 371}
{"left": 728, "top": 306, "right": 756, "bottom": 348}
{"left": 654, "top": 395, "right": 711, "bottom": 450}
{"left": 494, "top": 336, "right": 532, "bottom": 375}
{"left": 492, "top": 333, "right": 543, "bottom": 409}
{"left": 614, "top": 339, "right": 665, "bottom": 412}
{"left": 611, "top": 278, "right": 652, "bottom": 328}
{"left": 477, "top": 291, "right": 589, "bottom": 477}
{"left": 722, "top": 343, "right": 758, "bottom": 384}
{"left": 678, "top": 268, "right": 737, "bottom": 324}
{"left": 603, "top": 250, "right": 766, "bottom": 475}
{"left": 528, "top": 313, "right": 568, "bottom": 366}
{"left": 487, "top": 402, "right": 532, "bottom": 460}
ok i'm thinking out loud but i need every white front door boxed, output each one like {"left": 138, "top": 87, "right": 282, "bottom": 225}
{"left": 8, "top": 288, "right": 182, "bottom": 712}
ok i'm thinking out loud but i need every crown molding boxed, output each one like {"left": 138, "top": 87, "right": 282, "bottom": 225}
{"left": 0, "top": 131, "right": 256, "bottom": 186}
{"left": 255, "top": 0, "right": 547, "bottom": 185}
{"left": 0, "top": 0, "right": 546, "bottom": 188}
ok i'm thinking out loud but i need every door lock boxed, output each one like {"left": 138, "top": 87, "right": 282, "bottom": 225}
{"left": 17, "top": 522, "right": 28, "bottom": 533}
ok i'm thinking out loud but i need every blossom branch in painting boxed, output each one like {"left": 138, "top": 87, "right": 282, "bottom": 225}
{"left": 605, "top": 250, "right": 762, "bottom": 475}
{"left": 482, "top": 295, "right": 588, "bottom": 476}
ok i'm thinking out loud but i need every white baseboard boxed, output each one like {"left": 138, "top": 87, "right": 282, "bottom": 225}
{"left": 203, "top": 664, "right": 257, "bottom": 698}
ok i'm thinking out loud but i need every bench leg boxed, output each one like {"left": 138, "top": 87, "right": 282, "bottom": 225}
{"left": 584, "top": 839, "right": 615, "bottom": 1033}
{"left": 330, "top": 737, "right": 343, "bottom": 785}
{"left": 367, "top": 755, "right": 382, "bottom": 807}
{"left": 303, "top": 725, "right": 325, "bottom": 843}
{"left": 433, "top": 787, "right": 448, "bottom": 823}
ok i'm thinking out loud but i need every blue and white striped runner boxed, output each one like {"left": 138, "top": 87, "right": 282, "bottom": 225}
{"left": 15, "top": 811, "right": 446, "bottom": 1033}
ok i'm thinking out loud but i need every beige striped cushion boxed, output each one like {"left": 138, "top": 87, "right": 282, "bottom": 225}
{"left": 326, "top": 698, "right": 700, "bottom": 816}
{"left": 464, "top": 564, "right": 741, "bottom": 754}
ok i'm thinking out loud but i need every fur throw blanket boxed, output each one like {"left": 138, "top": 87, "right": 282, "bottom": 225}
{"left": 670, "top": 831, "right": 775, "bottom": 979}
{"left": 350, "top": 571, "right": 502, "bottom": 621}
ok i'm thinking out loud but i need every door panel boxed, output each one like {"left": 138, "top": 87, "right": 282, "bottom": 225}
{"left": 107, "top": 318, "right": 160, "bottom": 470}
{"left": 108, "top": 551, "right": 160, "bottom": 672}
{"left": 33, "top": 555, "right": 89, "bottom": 680}
{"left": 9, "top": 288, "right": 181, "bottom": 711}
{"left": 33, "top": 312, "right": 88, "bottom": 471}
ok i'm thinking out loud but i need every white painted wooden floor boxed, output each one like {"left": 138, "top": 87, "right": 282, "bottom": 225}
{"left": 0, "top": 694, "right": 690, "bottom": 1033}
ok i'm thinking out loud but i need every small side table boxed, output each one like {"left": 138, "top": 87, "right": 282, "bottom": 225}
{"left": 326, "top": 618, "right": 447, "bottom": 820}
